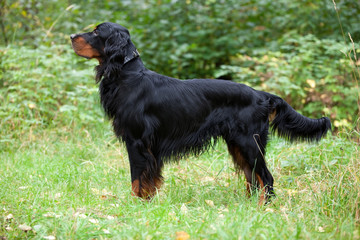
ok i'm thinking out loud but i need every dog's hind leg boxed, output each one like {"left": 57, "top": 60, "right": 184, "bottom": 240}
{"left": 227, "top": 140, "right": 274, "bottom": 204}
{"left": 252, "top": 132, "right": 275, "bottom": 203}
{"left": 227, "top": 144, "right": 253, "bottom": 196}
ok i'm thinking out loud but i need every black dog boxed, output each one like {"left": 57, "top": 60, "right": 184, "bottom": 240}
{"left": 71, "top": 22, "right": 331, "bottom": 203}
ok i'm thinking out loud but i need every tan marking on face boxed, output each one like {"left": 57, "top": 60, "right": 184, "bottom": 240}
{"left": 71, "top": 36, "right": 101, "bottom": 59}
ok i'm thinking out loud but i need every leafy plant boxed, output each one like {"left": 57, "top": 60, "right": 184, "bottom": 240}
{"left": 216, "top": 34, "right": 358, "bottom": 130}
{"left": 0, "top": 45, "right": 103, "bottom": 150}
{"left": 0, "top": 0, "right": 359, "bottom": 134}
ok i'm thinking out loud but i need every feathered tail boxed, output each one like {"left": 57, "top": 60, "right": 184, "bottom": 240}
{"left": 267, "top": 93, "right": 331, "bottom": 142}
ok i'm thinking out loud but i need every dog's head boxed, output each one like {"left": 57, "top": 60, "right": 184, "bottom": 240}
{"left": 70, "top": 22, "right": 139, "bottom": 66}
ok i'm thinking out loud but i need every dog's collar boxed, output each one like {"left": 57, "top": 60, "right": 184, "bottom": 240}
{"left": 124, "top": 49, "right": 140, "bottom": 65}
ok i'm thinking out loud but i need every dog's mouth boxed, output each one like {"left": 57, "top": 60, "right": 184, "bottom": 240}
{"left": 70, "top": 34, "right": 102, "bottom": 60}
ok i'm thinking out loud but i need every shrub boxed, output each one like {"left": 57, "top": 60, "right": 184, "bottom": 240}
{"left": 0, "top": 45, "right": 103, "bottom": 143}
{"left": 216, "top": 34, "right": 358, "bottom": 129}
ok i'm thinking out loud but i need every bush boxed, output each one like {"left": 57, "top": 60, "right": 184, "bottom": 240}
{"left": 216, "top": 34, "right": 359, "bottom": 129}
{"left": 0, "top": 0, "right": 359, "bottom": 132}
{"left": 0, "top": 45, "right": 103, "bottom": 143}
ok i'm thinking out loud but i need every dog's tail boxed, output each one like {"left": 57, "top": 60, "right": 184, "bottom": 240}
{"left": 266, "top": 93, "right": 331, "bottom": 142}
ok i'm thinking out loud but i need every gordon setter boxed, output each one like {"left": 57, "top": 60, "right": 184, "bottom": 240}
{"left": 71, "top": 22, "right": 331, "bottom": 203}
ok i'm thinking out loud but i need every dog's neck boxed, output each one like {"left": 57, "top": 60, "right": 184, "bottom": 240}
{"left": 95, "top": 47, "right": 144, "bottom": 83}
{"left": 121, "top": 54, "right": 146, "bottom": 72}
{"left": 123, "top": 49, "right": 140, "bottom": 66}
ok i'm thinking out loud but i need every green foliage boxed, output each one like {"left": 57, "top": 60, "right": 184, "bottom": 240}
{"left": 0, "top": 0, "right": 359, "bottom": 133}
{"left": 2, "top": 0, "right": 359, "bottom": 129}
{"left": 216, "top": 34, "right": 358, "bottom": 128}
{"left": 122, "top": 0, "right": 360, "bottom": 79}
{"left": 125, "top": 0, "right": 246, "bottom": 78}
{"left": 0, "top": 45, "right": 103, "bottom": 150}
{"left": 2, "top": 0, "right": 360, "bottom": 75}
{"left": 0, "top": 0, "right": 125, "bottom": 47}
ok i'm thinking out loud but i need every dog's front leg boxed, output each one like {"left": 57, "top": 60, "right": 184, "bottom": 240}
{"left": 126, "top": 140, "right": 163, "bottom": 199}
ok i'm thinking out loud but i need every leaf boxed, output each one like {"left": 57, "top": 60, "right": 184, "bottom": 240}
{"left": 175, "top": 231, "right": 190, "bottom": 240}
{"left": 306, "top": 79, "right": 316, "bottom": 88}
{"left": 43, "top": 236, "right": 56, "bottom": 240}
{"left": 205, "top": 199, "right": 214, "bottom": 207}
{"left": 89, "top": 218, "right": 99, "bottom": 224}
{"left": 265, "top": 208, "right": 275, "bottom": 212}
{"left": 59, "top": 105, "right": 77, "bottom": 112}
{"left": 28, "top": 102, "right": 36, "bottom": 109}
{"left": 180, "top": 203, "right": 188, "bottom": 214}
{"left": 33, "top": 224, "right": 43, "bottom": 232}
{"left": 43, "top": 212, "right": 61, "bottom": 218}
{"left": 5, "top": 226, "right": 13, "bottom": 231}
{"left": 18, "top": 224, "right": 32, "bottom": 232}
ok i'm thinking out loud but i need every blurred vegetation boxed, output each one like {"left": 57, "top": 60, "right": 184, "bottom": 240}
{"left": 0, "top": 0, "right": 359, "bottom": 139}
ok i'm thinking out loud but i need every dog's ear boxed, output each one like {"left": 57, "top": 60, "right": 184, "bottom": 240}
{"left": 96, "top": 28, "right": 134, "bottom": 81}
{"left": 104, "top": 31, "right": 130, "bottom": 67}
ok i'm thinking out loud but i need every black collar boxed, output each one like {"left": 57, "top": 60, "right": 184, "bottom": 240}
{"left": 123, "top": 49, "right": 140, "bottom": 65}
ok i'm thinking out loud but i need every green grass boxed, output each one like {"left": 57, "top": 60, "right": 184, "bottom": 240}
{"left": 1, "top": 45, "right": 359, "bottom": 239}
{"left": 0, "top": 126, "right": 359, "bottom": 239}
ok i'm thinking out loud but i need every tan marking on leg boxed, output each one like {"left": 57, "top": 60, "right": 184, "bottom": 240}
{"left": 256, "top": 174, "right": 266, "bottom": 205}
{"left": 228, "top": 145, "right": 253, "bottom": 197}
{"left": 140, "top": 175, "right": 163, "bottom": 199}
{"left": 131, "top": 179, "right": 140, "bottom": 197}
{"left": 244, "top": 165, "right": 253, "bottom": 197}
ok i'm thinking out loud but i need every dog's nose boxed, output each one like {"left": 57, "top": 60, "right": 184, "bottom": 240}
{"left": 70, "top": 34, "right": 76, "bottom": 40}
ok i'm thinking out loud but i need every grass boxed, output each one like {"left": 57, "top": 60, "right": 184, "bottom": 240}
{"left": 1, "top": 45, "right": 359, "bottom": 239}
{"left": 0, "top": 126, "right": 359, "bottom": 239}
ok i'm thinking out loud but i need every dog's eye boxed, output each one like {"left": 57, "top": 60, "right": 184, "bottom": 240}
{"left": 93, "top": 29, "right": 98, "bottom": 36}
